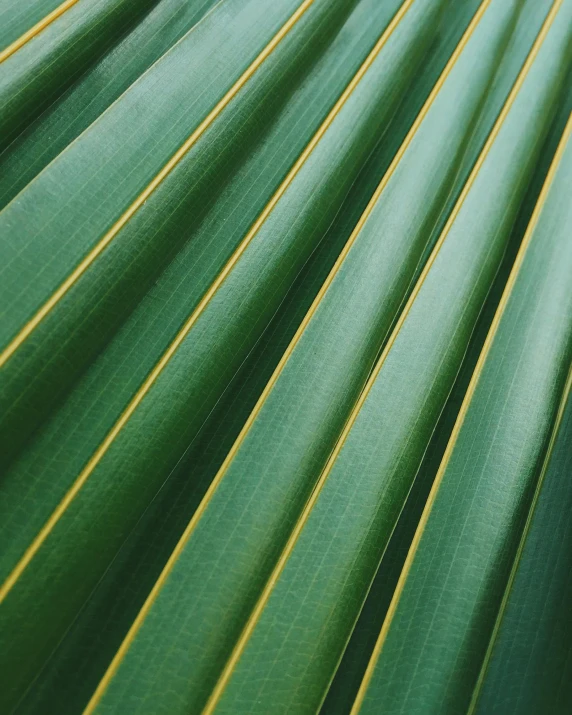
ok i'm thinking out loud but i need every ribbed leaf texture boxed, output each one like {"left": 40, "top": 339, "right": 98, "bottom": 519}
{"left": 0, "top": 0, "right": 571, "bottom": 712}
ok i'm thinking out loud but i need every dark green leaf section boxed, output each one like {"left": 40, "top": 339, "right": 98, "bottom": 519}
{"left": 472, "top": 367, "right": 572, "bottom": 715}
{"left": 13, "top": 3, "right": 487, "bottom": 711}
{"left": 356, "top": 67, "right": 572, "bottom": 715}
{"left": 0, "top": 0, "right": 326, "bottom": 464}
{"left": 0, "top": 0, "right": 158, "bottom": 150}
{"left": 322, "top": 57, "right": 572, "bottom": 714}
{"left": 0, "top": 0, "right": 67, "bottom": 52}
{"left": 0, "top": 0, "right": 219, "bottom": 208}
{"left": 207, "top": 6, "right": 571, "bottom": 714}
{"left": 0, "top": 1, "right": 437, "bottom": 711}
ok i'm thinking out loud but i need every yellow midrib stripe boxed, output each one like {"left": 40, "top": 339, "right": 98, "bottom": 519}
{"left": 0, "top": 0, "right": 81, "bottom": 63}
{"left": 0, "top": 0, "right": 316, "bottom": 370}
{"left": 350, "top": 12, "right": 568, "bottom": 713}
{"left": 0, "top": 0, "right": 316, "bottom": 603}
{"left": 80, "top": 1, "right": 418, "bottom": 711}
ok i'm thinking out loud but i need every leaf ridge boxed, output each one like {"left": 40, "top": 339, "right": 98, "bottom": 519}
{"left": 199, "top": 0, "right": 518, "bottom": 708}
{"left": 199, "top": 0, "right": 493, "bottom": 522}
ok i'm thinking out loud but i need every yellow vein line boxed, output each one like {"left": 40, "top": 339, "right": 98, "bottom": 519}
{"left": 80, "top": 1, "right": 418, "bottom": 711}
{"left": 467, "top": 232, "right": 572, "bottom": 711}
{"left": 0, "top": 0, "right": 81, "bottom": 63}
{"left": 0, "top": 0, "right": 316, "bottom": 369}
{"left": 0, "top": 0, "right": 317, "bottom": 604}
{"left": 350, "top": 23, "right": 568, "bottom": 714}
{"left": 201, "top": 0, "right": 508, "bottom": 708}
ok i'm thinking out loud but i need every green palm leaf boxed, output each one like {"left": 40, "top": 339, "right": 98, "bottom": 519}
{"left": 11, "top": 4, "right": 490, "bottom": 711}
{"left": 190, "top": 5, "right": 570, "bottom": 714}
{"left": 1, "top": 0, "right": 571, "bottom": 712}
{"left": 0, "top": 0, "right": 334, "bottom": 462}
{"left": 323, "top": 9, "right": 572, "bottom": 709}
{"left": 0, "top": 0, "right": 77, "bottom": 54}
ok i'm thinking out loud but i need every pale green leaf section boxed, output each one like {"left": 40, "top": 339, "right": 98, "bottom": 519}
{"left": 0, "top": 0, "right": 400, "bottom": 594}
{"left": 2, "top": 2, "right": 571, "bottom": 713}
{"left": 0, "top": 0, "right": 72, "bottom": 54}
{"left": 81, "top": 1, "right": 572, "bottom": 713}
{"left": 47, "top": 3, "right": 455, "bottom": 714}
{"left": 11, "top": 3, "right": 484, "bottom": 712}
{"left": 130, "top": 0, "right": 537, "bottom": 710}
{"left": 322, "top": 36, "right": 570, "bottom": 709}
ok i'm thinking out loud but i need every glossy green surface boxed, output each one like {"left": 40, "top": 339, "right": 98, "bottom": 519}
{"left": 0, "top": 0, "right": 320, "bottom": 463}
{"left": 355, "top": 35, "right": 572, "bottom": 711}
{"left": 2, "top": 0, "right": 572, "bottom": 712}
{"left": 13, "top": 3, "right": 486, "bottom": 711}
{"left": 113, "top": 0, "right": 543, "bottom": 710}
{"left": 0, "top": 0, "right": 401, "bottom": 593}
{"left": 67, "top": 2, "right": 451, "bottom": 713}
{"left": 0, "top": 0, "right": 378, "bottom": 584}
{"left": 1, "top": 0, "right": 428, "bottom": 709}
